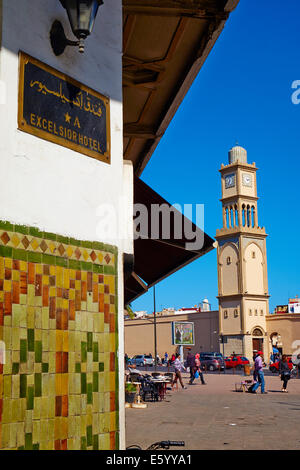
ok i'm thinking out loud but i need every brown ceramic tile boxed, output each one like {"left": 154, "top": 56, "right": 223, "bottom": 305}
{"left": 43, "top": 265, "right": 50, "bottom": 275}
{"left": 0, "top": 303, "right": 3, "bottom": 326}
{"left": 42, "top": 285, "right": 49, "bottom": 307}
{"left": 55, "top": 396, "right": 62, "bottom": 416}
{"left": 110, "top": 431, "right": 115, "bottom": 451}
{"left": 62, "top": 353, "right": 68, "bottom": 373}
{"left": 62, "top": 310, "right": 68, "bottom": 330}
{"left": 55, "top": 439, "right": 61, "bottom": 450}
{"left": 61, "top": 438, "right": 68, "bottom": 450}
{"left": 75, "top": 271, "right": 81, "bottom": 281}
{"left": 110, "top": 392, "right": 115, "bottom": 412}
{"left": 70, "top": 280, "right": 75, "bottom": 289}
{"left": 61, "top": 395, "right": 68, "bottom": 417}
{"left": 93, "top": 284, "right": 98, "bottom": 303}
{"left": 104, "top": 285, "right": 109, "bottom": 294}
{"left": 49, "top": 297, "right": 56, "bottom": 319}
{"left": 20, "top": 272, "right": 27, "bottom": 295}
{"left": 4, "top": 268, "right": 11, "bottom": 280}
{"left": 87, "top": 272, "right": 93, "bottom": 292}
{"left": 35, "top": 274, "right": 42, "bottom": 296}
{"left": 104, "top": 304, "right": 110, "bottom": 324}
{"left": 12, "top": 260, "right": 20, "bottom": 271}
{"left": 28, "top": 263, "right": 35, "bottom": 284}
{"left": 109, "top": 313, "right": 115, "bottom": 333}
{"left": 69, "top": 300, "right": 75, "bottom": 321}
{"left": 49, "top": 276, "right": 56, "bottom": 287}
{"left": 56, "top": 309, "right": 63, "bottom": 330}
{"left": 12, "top": 281, "right": 20, "bottom": 304}
{"left": 4, "top": 292, "right": 12, "bottom": 315}
{"left": 99, "top": 294, "right": 104, "bottom": 313}
{"left": 56, "top": 352, "right": 62, "bottom": 373}
{"left": 110, "top": 352, "right": 115, "bottom": 372}
{"left": 81, "top": 281, "right": 87, "bottom": 302}
{"left": 75, "top": 290, "right": 81, "bottom": 310}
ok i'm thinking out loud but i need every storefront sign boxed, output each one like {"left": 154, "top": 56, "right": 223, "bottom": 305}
{"left": 18, "top": 52, "right": 110, "bottom": 163}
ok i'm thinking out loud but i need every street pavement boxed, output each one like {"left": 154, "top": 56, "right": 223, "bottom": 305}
{"left": 125, "top": 371, "right": 300, "bottom": 450}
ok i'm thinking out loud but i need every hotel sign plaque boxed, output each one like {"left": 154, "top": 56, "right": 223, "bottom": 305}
{"left": 18, "top": 52, "right": 110, "bottom": 163}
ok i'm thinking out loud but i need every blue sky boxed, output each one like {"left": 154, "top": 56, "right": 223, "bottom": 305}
{"left": 132, "top": 0, "right": 300, "bottom": 314}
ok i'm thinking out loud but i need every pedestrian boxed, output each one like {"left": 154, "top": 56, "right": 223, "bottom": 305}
{"left": 279, "top": 355, "right": 291, "bottom": 392}
{"left": 249, "top": 351, "right": 267, "bottom": 394}
{"left": 186, "top": 351, "right": 196, "bottom": 384}
{"left": 172, "top": 353, "right": 187, "bottom": 389}
{"left": 164, "top": 352, "right": 168, "bottom": 365}
{"left": 194, "top": 353, "right": 206, "bottom": 385}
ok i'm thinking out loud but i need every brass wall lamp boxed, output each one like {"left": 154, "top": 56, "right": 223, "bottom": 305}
{"left": 50, "top": 0, "right": 104, "bottom": 55}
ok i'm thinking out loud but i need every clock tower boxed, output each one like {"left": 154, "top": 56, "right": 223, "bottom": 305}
{"left": 215, "top": 146, "right": 270, "bottom": 361}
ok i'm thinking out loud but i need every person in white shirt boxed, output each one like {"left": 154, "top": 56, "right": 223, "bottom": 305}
{"left": 172, "top": 353, "right": 187, "bottom": 389}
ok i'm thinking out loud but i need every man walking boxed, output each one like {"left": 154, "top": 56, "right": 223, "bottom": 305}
{"left": 186, "top": 351, "right": 196, "bottom": 384}
{"left": 172, "top": 353, "right": 187, "bottom": 389}
{"left": 250, "top": 351, "right": 267, "bottom": 394}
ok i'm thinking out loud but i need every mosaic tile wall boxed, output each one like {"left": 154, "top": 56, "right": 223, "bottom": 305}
{"left": 0, "top": 220, "right": 119, "bottom": 450}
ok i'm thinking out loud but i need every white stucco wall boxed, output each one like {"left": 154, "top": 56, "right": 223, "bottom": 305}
{"left": 0, "top": 0, "right": 127, "bottom": 449}
{"left": 0, "top": 0, "right": 124, "bottom": 247}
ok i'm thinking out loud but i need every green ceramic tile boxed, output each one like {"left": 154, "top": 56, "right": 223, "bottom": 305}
{"left": 86, "top": 425, "right": 92, "bottom": 446}
{"left": 87, "top": 333, "right": 93, "bottom": 352}
{"left": 57, "top": 235, "right": 70, "bottom": 245}
{"left": 32, "top": 443, "right": 40, "bottom": 450}
{"left": 27, "top": 252, "right": 42, "bottom": 264}
{"left": 75, "top": 363, "right": 81, "bottom": 373}
{"left": 93, "top": 342, "right": 98, "bottom": 362}
{"left": 93, "top": 434, "right": 99, "bottom": 450}
{"left": 81, "top": 373, "right": 87, "bottom": 394}
{"left": 20, "top": 374, "right": 27, "bottom": 398}
{"left": 87, "top": 384, "right": 93, "bottom": 404}
{"left": 55, "top": 257, "right": 68, "bottom": 268}
{"left": 27, "top": 329, "right": 35, "bottom": 352}
{"left": 104, "top": 266, "right": 115, "bottom": 275}
{"left": 92, "top": 241, "right": 105, "bottom": 251}
{"left": 29, "top": 227, "right": 43, "bottom": 238}
{"left": 92, "top": 264, "right": 103, "bottom": 274}
{"left": 20, "top": 339, "right": 27, "bottom": 363}
{"left": 0, "top": 245, "right": 12, "bottom": 258}
{"left": 69, "top": 260, "right": 81, "bottom": 271}
{"left": 34, "top": 373, "right": 42, "bottom": 397}
{"left": 14, "top": 224, "right": 29, "bottom": 235}
{"left": 0, "top": 220, "right": 14, "bottom": 231}
{"left": 80, "top": 261, "right": 93, "bottom": 272}
{"left": 12, "top": 362, "right": 20, "bottom": 374}
{"left": 80, "top": 240, "right": 93, "bottom": 249}
{"left": 43, "top": 232, "right": 57, "bottom": 241}
{"left": 81, "top": 342, "right": 87, "bottom": 363}
{"left": 35, "top": 341, "right": 42, "bottom": 363}
{"left": 99, "top": 362, "right": 104, "bottom": 372}
{"left": 93, "top": 372, "right": 98, "bottom": 392}
{"left": 42, "top": 363, "right": 49, "bottom": 373}
{"left": 42, "top": 254, "right": 56, "bottom": 266}
{"left": 69, "top": 238, "right": 78, "bottom": 246}
{"left": 27, "top": 386, "right": 34, "bottom": 410}
{"left": 81, "top": 436, "right": 87, "bottom": 450}
{"left": 12, "top": 248, "right": 28, "bottom": 262}
{"left": 25, "top": 433, "right": 33, "bottom": 450}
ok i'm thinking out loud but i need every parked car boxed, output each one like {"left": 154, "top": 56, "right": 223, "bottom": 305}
{"left": 200, "top": 352, "right": 224, "bottom": 360}
{"left": 225, "top": 355, "right": 250, "bottom": 369}
{"left": 128, "top": 354, "right": 154, "bottom": 367}
{"left": 269, "top": 357, "right": 294, "bottom": 373}
{"left": 199, "top": 355, "right": 225, "bottom": 371}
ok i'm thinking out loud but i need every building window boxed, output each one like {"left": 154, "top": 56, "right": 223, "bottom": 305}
{"left": 255, "top": 309, "right": 258, "bottom": 316}
{"left": 252, "top": 251, "right": 256, "bottom": 259}
{"left": 249, "top": 309, "right": 252, "bottom": 316}
{"left": 226, "top": 257, "right": 231, "bottom": 265}
{"left": 234, "top": 309, "right": 238, "bottom": 317}
{"left": 224, "top": 310, "right": 228, "bottom": 319}
{"left": 260, "top": 309, "right": 264, "bottom": 316}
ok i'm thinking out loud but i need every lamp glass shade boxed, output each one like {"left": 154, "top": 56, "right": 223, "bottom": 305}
{"left": 60, "top": 0, "right": 103, "bottom": 39}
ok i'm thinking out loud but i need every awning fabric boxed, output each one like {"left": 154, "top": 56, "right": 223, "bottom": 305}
{"left": 124, "top": 176, "right": 215, "bottom": 304}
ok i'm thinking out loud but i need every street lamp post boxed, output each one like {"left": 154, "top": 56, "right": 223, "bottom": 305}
{"left": 153, "top": 286, "right": 157, "bottom": 371}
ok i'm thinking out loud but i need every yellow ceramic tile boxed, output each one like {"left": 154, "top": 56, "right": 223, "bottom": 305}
{"left": 56, "top": 330, "right": 63, "bottom": 351}
{"left": 49, "top": 287, "right": 56, "bottom": 297}
{"left": 35, "top": 264, "right": 43, "bottom": 275}
{"left": 4, "top": 258, "right": 12, "bottom": 269}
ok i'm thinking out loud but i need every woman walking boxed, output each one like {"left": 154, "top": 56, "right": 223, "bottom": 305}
{"left": 279, "top": 355, "right": 291, "bottom": 392}
{"left": 172, "top": 353, "right": 187, "bottom": 389}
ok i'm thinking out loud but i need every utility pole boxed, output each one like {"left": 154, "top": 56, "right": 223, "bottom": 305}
{"left": 153, "top": 286, "right": 157, "bottom": 371}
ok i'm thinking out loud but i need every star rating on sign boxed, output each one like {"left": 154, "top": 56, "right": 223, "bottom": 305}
{"left": 64, "top": 112, "right": 71, "bottom": 123}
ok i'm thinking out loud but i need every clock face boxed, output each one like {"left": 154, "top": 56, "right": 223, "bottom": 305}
{"left": 225, "top": 173, "right": 235, "bottom": 189}
{"left": 242, "top": 173, "right": 253, "bottom": 187}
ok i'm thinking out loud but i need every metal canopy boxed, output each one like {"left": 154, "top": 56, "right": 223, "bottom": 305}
{"left": 124, "top": 176, "right": 215, "bottom": 304}
{"left": 123, "top": 0, "right": 240, "bottom": 175}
